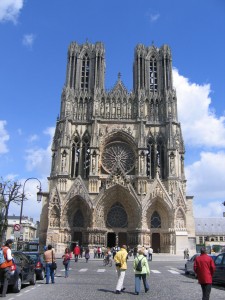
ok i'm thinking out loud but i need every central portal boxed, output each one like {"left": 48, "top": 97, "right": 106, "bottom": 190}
{"left": 107, "top": 232, "right": 116, "bottom": 247}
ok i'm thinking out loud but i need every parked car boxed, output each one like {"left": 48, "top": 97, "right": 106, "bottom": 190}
{"left": 25, "top": 252, "right": 45, "bottom": 280}
{"left": 213, "top": 252, "right": 225, "bottom": 285}
{"left": 8, "top": 251, "right": 36, "bottom": 293}
{"left": 185, "top": 253, "right": 216, "bottom": 276}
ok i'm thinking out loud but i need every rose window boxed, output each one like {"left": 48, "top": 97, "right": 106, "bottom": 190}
{"left": 102, "top": 142, "right": 135, "bottom": 173}
{"left": 107, "top": 203, "right": 128, "bottom": 228}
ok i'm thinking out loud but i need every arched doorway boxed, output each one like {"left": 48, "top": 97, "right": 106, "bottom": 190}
{"left": 107, "top": 232, "right": 116, "bottom": 247}
{"left": 73, "top": 232, "right": 82, "bottom": 246}
{"left": 118, "top": 232, "right": 127, "bottom": 246}
{"left": 152, "top": 233, "right": 160, "bottom": 253}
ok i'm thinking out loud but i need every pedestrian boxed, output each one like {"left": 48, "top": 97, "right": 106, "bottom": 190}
{"left": 133, "top": 249, "right": 150, "bottom": 295}
{"left": 184, "top": 249, "right": 187, "bottom": 259}
{"left": 97, "top": 246, "right": 102, "bottom": 258}
{"left": 0, "top": 239, "right": 14, "bottom": 297}
{"left": 73, "top": 244, "right": 80, "bottom": 262}
{"left": 133, "top": 247, "right": 137, "bottom": 259}
{"left": 84, "top": 248, "right": 90, "bottom": 263}
{"left": 93, "top": 246, "right": 97, "bottom": 259}
{"left": 44, "top": 244, "right": 56, "bottom": 284}
{"left": 62, "top": 247, "right": 72, "bottom": 278}
{"left": 148, "top": 246, "right": 153, "bottom": 261}
{"left": 114, "top": 245, "right": 128, "bottom": 294}
{"left": 194, "top": 247, "right": 216, "bottom": 300}
{"left": 80, "top": 245, "right": 83, "bottom": 258}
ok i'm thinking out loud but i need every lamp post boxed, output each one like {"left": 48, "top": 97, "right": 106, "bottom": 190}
{"left": 19, "top": 178, "right": 42, "bottom": 224}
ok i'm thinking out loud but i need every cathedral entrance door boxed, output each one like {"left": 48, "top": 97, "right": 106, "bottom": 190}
{"left": 118, "top": 232, "right": 127, "bottom": 246}
{"left": 107, "top": 232, "right": 116, "bottom": 247}
{"left": 73, "top": 232, "right": 82, "bottom": 246}
{"left": 152, "top": 233, "right": 160, "bottom": 253}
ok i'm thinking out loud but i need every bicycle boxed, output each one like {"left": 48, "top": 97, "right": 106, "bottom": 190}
{"left": 103, "top": 256, "right": 112, "bottom": 267}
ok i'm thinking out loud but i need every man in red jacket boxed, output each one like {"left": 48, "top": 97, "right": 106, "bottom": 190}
{"left": 73, "top": 244, "right": 80, "bottom": 262}
{"left": 194, "top": 247, "right": 216, "bottom": 300}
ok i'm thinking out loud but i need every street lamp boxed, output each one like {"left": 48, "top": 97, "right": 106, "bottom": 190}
{"left": 19, "top": 178, "right": 42, "bottom": 224}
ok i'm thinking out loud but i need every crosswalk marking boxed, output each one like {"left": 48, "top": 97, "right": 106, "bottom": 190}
{"left": 168, "top": 270, "right": 180, "bottom": 274}
{"left": 151, "top": 270, "right": 161, "bottom": 273}
{"left": 97, "top": 269, "right": 106, "bottom": 272}
{"left": 79, "top": 268, "right": 88, "bottom": 272}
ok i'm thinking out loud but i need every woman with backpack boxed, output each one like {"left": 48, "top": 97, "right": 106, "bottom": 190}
{"left": 133, "top": 249, "right": 150, "bottom": 295}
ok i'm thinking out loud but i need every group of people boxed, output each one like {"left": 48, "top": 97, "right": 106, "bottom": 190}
{"left": 0, "top": 240, "right": 216, "bottom": 299}
{"left": 114, "top": 245, "right": 150, "bottom": 295}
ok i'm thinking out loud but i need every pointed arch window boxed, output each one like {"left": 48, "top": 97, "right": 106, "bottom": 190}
{"left": 71, "top": 135, "right": 80, "bottom": 178}
{"left": 147, "top": 138, "right": 155, "bottom": 179}
{"left": 81, "top": 53, "right": 90, "bottom": 90}
{"left": 151, "top": 211, "right": 161, "bottom": 228}
{"left": 107, "top": 202, "right": 128, "bottom": 228}
{"left": 82, "top": 133, "right": 90, "bottom": 178}
{"left": 73, "top": 209, "right": 84, "bottom": 227}
{"left": 157, "top": 138, "right": 165, "bottom": 179}
{"left": 149, "top": 57, "right": 157, "bottom": 91}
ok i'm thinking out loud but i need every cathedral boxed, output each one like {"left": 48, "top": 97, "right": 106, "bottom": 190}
{"left": 39, "top": 41, "right": 196, "bottom": 254}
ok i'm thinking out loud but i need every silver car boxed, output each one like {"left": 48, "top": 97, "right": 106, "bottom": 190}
{"left": 185, "top": 254, "right": 200, "bottom": 276}
{"left": 185, "top": 253, "right": 216, "bottom": 277}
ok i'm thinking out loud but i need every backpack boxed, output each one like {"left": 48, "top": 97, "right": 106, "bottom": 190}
{"left": 0, "top": 248, "right": 6, "bottom": 265}
{"left": 136, "top": 257, "right": 143, "bottom": 272}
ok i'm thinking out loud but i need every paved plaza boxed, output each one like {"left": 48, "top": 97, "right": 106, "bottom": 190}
{"left": 3, "top": 255, "right": 225, "bottom": 300}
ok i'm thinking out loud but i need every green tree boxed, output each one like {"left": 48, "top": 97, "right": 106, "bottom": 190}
{"left": 0, "top": 178, "right": 22, "bottom": 244}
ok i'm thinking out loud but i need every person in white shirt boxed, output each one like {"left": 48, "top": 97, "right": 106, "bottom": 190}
{"left": 148, "top": 247, "right": 153, "bottom": 261}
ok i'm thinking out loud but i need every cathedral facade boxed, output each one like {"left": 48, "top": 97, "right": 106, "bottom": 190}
{"left": 39, "top": 41, "right": 196, "bottom": 254}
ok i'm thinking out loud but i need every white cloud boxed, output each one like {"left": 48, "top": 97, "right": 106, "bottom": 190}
{"left": 0, "top": 120, "right": 9, "bottom": 154}
{"left": 28, "top": 134, "right": 39, "bottom": 143}
{"left": 22, "top": 34, "right": 35, "bottom": 48}
{"left": 0, "top": 0, "right": 24, "bottom": 24}
{"left": 173, "top": 68, "right": 225, "bottom": 148}
{"left": 24, "top": 127, "right": 54, "bottom": 176}
{"left": 17, "top": 128, "right": 22, "bottom": 135}
{"left": 186, "top": 151, "right": 225, "bottom": 201}
{"left": 173, "top": 69, "right": 225, "bottom": 217}
{"left": 146, "top": 12, "right": 160, "bottom": 23}
{"left": 8, "top": 176, "right": 48, "bottom": 221}
{"left": 194, "top": 201, "right": 224, "bottom": 218}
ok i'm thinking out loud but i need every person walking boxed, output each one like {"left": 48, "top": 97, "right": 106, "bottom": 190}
{"left": 73, "top": 244, "right": 80, "bottom": 262}
{"left": 114, "top": 245, "right": 128, "bottom": 294}
{"left": 148, "top": 247, "right": 153, "bottom": 261}
{"left": 133, "top": 249, "right": 150, "bottom": 295}
{"left": 194, "top": 247, "right": 216, "bottom": 300}
{"left": 0, "top": 239, "right": 13, "bottom": 297}
{"left": 84, "top": 248, "right": 90, "bottom": 263}
{"left": 62, "top": 247, "right": 72, "bottom": 278}
{"left": 44, "top": 244, "right": 56, "bottom": 284}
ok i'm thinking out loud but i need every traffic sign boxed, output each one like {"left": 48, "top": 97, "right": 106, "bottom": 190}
{"left": 14, "top": 224, "right": 21, "bottom": 231}
{"left": 14, "top": 231, "right": 20, "bottom": 238}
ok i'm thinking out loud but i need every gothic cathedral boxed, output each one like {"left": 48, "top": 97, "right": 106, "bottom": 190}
{"left": 39, "top": 41, "right": 196, "bottom": 254}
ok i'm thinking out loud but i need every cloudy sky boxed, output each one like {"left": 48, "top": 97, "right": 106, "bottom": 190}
{"left": 0, "top": 0, "right": 225, "bottom": 221}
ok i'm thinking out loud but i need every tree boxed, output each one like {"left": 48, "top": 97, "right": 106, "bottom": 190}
{"left": 0, "top": 178, "right": 23, "bottom": 244}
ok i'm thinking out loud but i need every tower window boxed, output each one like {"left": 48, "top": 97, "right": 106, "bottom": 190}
{"left": 81, "top": 53, "right": 90, "bottom": 90}
{"left": 150, "top": 57, "right": 157, "bottom": 91}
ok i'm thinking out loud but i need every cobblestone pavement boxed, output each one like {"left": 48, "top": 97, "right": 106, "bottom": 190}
{"left": 4, "top": 258, "right": 225, "bottom": 300}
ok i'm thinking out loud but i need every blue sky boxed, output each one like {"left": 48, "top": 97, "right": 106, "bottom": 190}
{"left": 0, "top": 0, "right": 225, "bottom": 221}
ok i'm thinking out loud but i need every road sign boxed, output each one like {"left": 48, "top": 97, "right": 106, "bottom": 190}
{"left": 14, "top": 224, "right": 21, "bottom": 231}
{"left": 14, "top": 231, "right": 20, "bottom": 238}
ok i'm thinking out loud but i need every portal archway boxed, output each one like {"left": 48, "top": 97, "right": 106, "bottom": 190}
{"left": 152, "top": 233, "right": 160, "bottom": 253}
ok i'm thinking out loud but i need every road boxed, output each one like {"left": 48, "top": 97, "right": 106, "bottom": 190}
{"left": 4, "top": 257, "right": 225, "bottom": 300}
